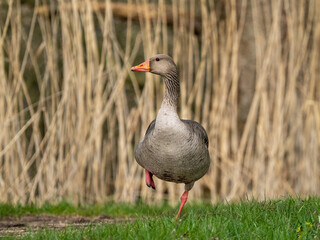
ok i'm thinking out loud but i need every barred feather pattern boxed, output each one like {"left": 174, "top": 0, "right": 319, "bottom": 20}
{"left": 163, "top": 70, "right": 180, "bottom": 109}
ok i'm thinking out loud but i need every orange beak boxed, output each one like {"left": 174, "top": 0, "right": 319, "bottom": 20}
{"left": 131, "top": 59, "right": 150, "bottom": 72}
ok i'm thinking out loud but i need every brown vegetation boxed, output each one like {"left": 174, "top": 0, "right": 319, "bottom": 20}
{"left": 0, "top": 0, "right": 319, "bottom": 205}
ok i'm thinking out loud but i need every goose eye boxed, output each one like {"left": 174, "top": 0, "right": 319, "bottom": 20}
{"left": 156, "top": 58, "right": 160, "bottom": 61}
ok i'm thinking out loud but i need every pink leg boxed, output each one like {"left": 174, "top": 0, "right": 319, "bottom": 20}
{"left": 145, "top": 169, "right": 156, "bottom": 189}
{"left": 177, "top": 191, "right": 189, "bottom": 217}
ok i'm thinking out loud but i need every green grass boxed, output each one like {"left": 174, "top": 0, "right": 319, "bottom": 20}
{"left": 0, "top": 200, "right": 172, "bottom": 218}
{"left": 1, "top": 197, "right": 320, "bottom": 239}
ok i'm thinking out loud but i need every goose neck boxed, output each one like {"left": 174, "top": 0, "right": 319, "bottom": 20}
{"left": 162, "top": 71, "right": 180, "bottom": 110}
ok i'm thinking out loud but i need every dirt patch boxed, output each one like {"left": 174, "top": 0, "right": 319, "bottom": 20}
{"left": 0, "top": 214, "right": 133, "bottom": 237}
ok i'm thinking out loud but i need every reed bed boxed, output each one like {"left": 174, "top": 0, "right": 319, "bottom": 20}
{"left": 0, "top": 0, "right": 319, "bottom": 205}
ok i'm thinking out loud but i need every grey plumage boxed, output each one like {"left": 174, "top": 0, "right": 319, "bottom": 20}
{"left": 135, "top": 118, "right": 209, "bottom": 188}
{"left": 134, "top": 54, "right": 210, "bottom": 188}
{"left": 132, "top": 54, "right": 210, "bottom": 216}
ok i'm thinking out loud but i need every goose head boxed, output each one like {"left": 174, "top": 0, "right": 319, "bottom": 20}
{"left": 131, "top": 54, "right": 177, "bottom": 77}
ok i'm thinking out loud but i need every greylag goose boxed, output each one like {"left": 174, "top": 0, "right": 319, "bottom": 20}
{"left": 131, "top": 54, "right": 210, "bottom": 217}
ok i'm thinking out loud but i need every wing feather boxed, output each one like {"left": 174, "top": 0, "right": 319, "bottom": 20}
{"left": 182, "top": 120, "right": 209, "bottom": 147}
{"left": 145, "top": 119, "right": 156, "bottom": 136}
{"left": 143, "top": 119, "right": 208, "bottom": 148}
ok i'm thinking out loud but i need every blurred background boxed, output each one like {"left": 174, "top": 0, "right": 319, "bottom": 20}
{"left": 0, "top": 0, "right": 319, "bottom": 206}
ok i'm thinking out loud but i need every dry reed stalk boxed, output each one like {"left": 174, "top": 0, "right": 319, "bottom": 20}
{"left": 0, "top": 0, "right": 319, "bottom": 205}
